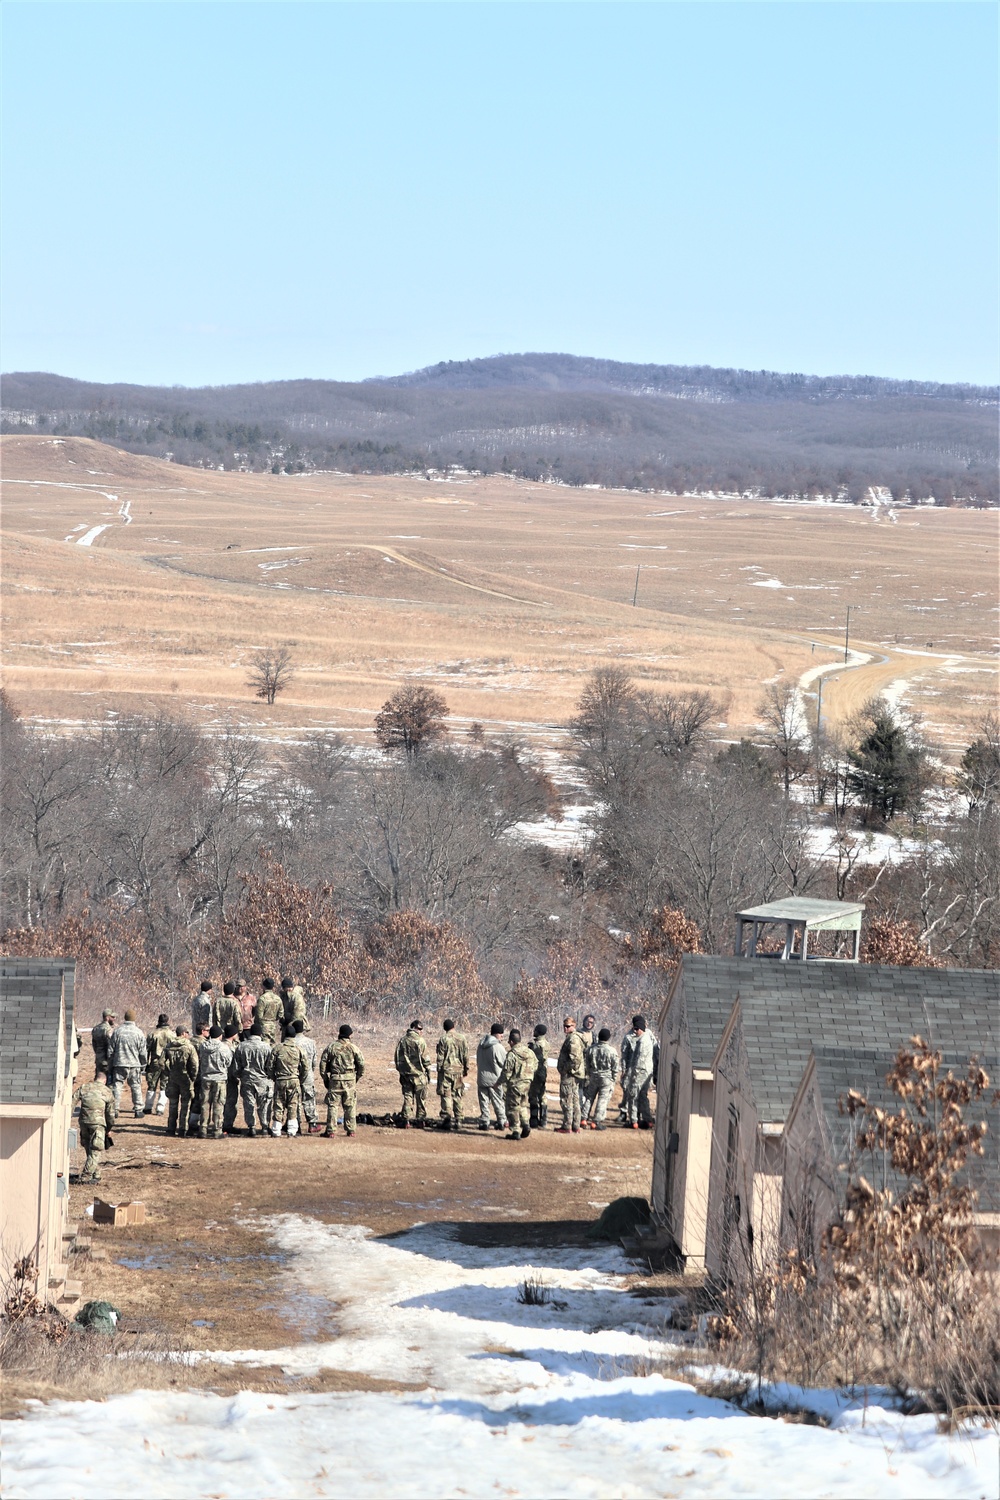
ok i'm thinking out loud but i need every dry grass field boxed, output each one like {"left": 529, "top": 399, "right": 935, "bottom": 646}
{"left": 2, "top": 435, "right": 996, "bottom": 754}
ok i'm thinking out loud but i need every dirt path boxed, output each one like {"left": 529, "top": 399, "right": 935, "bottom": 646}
{"left": 355, "top": 543, "right": 546, "bottom": 607}
{"left": 797, "top": 636, "right": 992, "bottom": 727}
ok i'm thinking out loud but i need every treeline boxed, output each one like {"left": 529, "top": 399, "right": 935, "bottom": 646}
{"left": 2, "top": 355, "right": 996, "bottom": 503}
{"left": 1, "top": 679, "right": 996, "bottom": 1010}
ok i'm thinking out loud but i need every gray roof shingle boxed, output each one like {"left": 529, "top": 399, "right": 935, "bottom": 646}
{"left": 0, "top": 958, "right": 77, "bottom": 1106}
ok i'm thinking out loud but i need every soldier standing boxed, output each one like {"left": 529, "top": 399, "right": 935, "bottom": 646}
{"left": 270, "top": 1030, "right": 309, "bottom": 1136}
{"left": 280, "top": 976, "right": 308, "bottom": 1037}
{"left": 393, "top": 1020, "right": 430, "bottom": 1127}
{"left": 583, "top": 1028, "right": 619, "bottom": 1129}
{"left": 231, "top": 1023, "right": 272, "bottom": 1136}
{"left": 76, "top": 1070, "right": 116, "bottom": 1183}
{"left": 475, "top": 1023, "right": 508, "bottom": 1132}
{"left": 255, "top": 978, "right": 283, "bottom": 1043}
{"left": 234, "top": 980, "right": 256, "bottom": 1033}
{"left": 319, "top": 1025, "right": 365, "bottom": 1137}
{"left": 528, "top": 1024, "right": 549, "bottom": 1129}
{"left": 621, "top": 1014, "right": 656, "bottom": 1129}
{"left": 164, "top": 1024, "right": 200, "bottom": 1137}
{"left": 214, "top": 982, "right": 242, "bottom": 1034}
{"left": 144, "top": 1013, "right": 174, "bottom": 1116}
{"left": 435, "top": 1018, "right": 469, "bottom": 1131}
{"left": 501, "top": 1029, "right": 535, "bottom": 1140}
{"left": 109, "top": 1010, "right": 148, "bottom": 1118}
{"left": 291, "top": 1019, "right": 322, "bottom": 1133}
{"left": 191, "top": 980, "right": 214, "bottom": 1034}
{"left": 221, "top": 1023, "right": 242, "bottom": 1134}
{"left": 91, "top": 1010, "right": 117, "bottom": 1077}
{"left": 555, "top": 1016, "right": 585, "bottom": 1134}
{"left": 196, "top": 1025, "right": 230, "bottom": 1139}
{"left": 578, "top": 1013, "right": 596, "bottom": 1116}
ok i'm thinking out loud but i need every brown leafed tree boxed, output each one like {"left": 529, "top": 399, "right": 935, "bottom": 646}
{"left": 247, "top": 647, "right": 295, "bottom": 705}
{"left": 861, "top": 914, "right": 939, "bottom": 967}
{"left": 374, "top": 685, "right": 449, "bottom": 758}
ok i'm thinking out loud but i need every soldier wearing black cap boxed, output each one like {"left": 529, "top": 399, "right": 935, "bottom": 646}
{"left": 393, "top": 1020, "right": 430, "bottom": 1127}
{"left": 319, "top": 1025, "right": 366, "bottom": 1137}
{"left": 144, "top": 1012, "right": 174, "bottom": 1116}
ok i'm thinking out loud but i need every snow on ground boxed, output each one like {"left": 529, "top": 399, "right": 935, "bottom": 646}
{"left": 5, "top": 1218, "right": 996, "bottom": 1499}
{"left": 76, "top": 523, "right": 112, "bottom": 547}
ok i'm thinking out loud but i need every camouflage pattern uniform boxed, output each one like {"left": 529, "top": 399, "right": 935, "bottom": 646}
{"left": 213, "top": 994, "right": 242, "bottom": 1034}
{"left": 557, "top": 1030, "right": 586, "bottom": 1131}
{"left": 255, "top": 991, "right": 284, "bottom": 1044}
{"left": 269, "top": 1037, "right": 308, "bottom": 1136}
{"left": 319, "top": 1038, "right": 365, "bottom": 1135}
{"left": 197, "top": 1037, "right": 231, "bottom": 1138}
{"left": 281, "top": 985, "right": 309, "bottom": 1036}
{"left": 577, "top": 1028, "right": 595, "bottom": 1115}
{"left": 583, "top": 1039, "right": 619, "bottom": 1125}
{"left": 528, "top": 1035, "right": 548, "bottom": 1128}
{"left": 144, "top": 1023, "right": 175, "bottom": 1114}
{"left": 76, "top": 1079, "right": 116, "bottom": 1182}
{"left": 109, "top": 1020, "right": 148, "bottom": 1116}
{"left": 292, "top": 1030, "right": 319, "bottom": 1130}
{"left": 221, "top": 1031, "right": 241, "bottom": 1133}
{"left": 191, "top": 990, "right": 213, "bottom": 1033}
{"left": 231, "top": 1032, "right": 273, "bottom": 1134}
{"left": 394, "top": 1027, "right": 430, "bottom": 1122}
{"left": 164, "top": 1034, "right": 200, "bottom": 1136}
{"left": 621, "top": 1029, "right": 656, "bottom": 1126}
{"left": 91, "top": 1017, "right": 116, "bottom": 1077}
{"left": 501, "top": 1041, "right": 535, "bottom": 1138}
{"left": 435, "top": 1031, "right": 469, "bottom": 1127}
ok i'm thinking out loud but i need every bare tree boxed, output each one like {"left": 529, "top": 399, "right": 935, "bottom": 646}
{"left": 757, "top": 681, "right": 810, "bottom": 796}
{"left": 374, "top": 685, "right": 449, "bottom": 758}
{"left": 247, "top": 647, "right": 295, "bottom": 705}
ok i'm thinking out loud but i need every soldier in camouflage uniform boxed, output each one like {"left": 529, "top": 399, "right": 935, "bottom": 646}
{"left": 91, "top": 1010, "right": 117, "bottom": 1077}
{"left": 556, "top": 1016, "right": 586, "bottom": 1134}
{"left": 291, "top": 1019, "right": 321, "bottom": 1133}
{"left": 191, "top": 981, "right": 214, "bottom": 1034}
{"left": 269, "top": 1030, "right": 309, "bottom": 1136}
{"left": 214, "top": 982, "right": 242, "bottom": 1035}
{"left": 319, "top": 1025, "right": 365, "bottom": 1136}
{"left": 164, "top": 1024, "right": 200, "bottom": 1137}
{"left": 231, "top": 1023, "right": 272, "bottom": 1136}
{"left": 501, "top": 1029, "right": 535, "bottom": 1140}
{"left": 583, "top": 1028, "right": 619, "bottom": 1128}
{"left": 577, "top": 1014, "right": 596, "bottom": 1116}
{"left": 393, "top": 1020, "right": 430, "bottom": 1126}
{"left": 109, "top": 1010, "right": 148, "bottom": 1117}
{"left": 76, "top": 1070, "right": 116, "bottom": 1183}
{"left": 197, "top": 1025, "right": 230, "bottom": 1138}
{"left": 435, "top": 1018, "right": 469, "bottom": 1130}
{"left": 280, "top": 976, "right": 309, "bottom": 1037}
{"left": 255, "top": 978, "right": 284, "bottom": 1043}
{"left": 144, "top": 1013, "right": 174, "bottom": 1115}
{"left": 221, "top": 1023, "right": 242, "bottom": 1134}
{"left": 528, "top": 1024, "right": 549, "bottom": 1129}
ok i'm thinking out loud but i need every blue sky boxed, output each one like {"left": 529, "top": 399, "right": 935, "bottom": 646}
{"left": 2, "top": 2, "right": 996, "bottom": 387}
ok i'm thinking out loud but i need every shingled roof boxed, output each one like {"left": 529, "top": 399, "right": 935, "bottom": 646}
{"left": 680, "top": 956, "right": 999, "bottom": 1121}
{"left": 808, "top": 1045, "right": 1000, "bottom": 1214}
{"left": 0, "top": 958, "right": 77, "bottom": 1107}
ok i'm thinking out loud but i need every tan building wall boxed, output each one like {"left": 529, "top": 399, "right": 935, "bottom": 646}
{"left": 654, "top": 971, "right": 718, "bottom": 1271}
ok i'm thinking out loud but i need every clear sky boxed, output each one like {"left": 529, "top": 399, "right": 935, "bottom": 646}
{"left": 2, "top": 1, "right": 996, "bottom": 388}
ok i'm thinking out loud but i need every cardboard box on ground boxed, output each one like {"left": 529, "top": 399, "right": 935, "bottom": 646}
{"left": 93, "top": 1199, "right": 146, "bottom": 1226}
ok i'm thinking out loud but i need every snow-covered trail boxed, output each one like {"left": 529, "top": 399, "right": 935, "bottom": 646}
{"left": 4, "top": 476, "right": 131, "bottom": 545}
{"left": 4, "top": 1217, "right": 996, "bottom": 1499}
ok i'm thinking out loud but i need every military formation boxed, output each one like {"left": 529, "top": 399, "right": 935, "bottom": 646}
{"left": 76, "top": 977, "right": 657, "bottom": 1179}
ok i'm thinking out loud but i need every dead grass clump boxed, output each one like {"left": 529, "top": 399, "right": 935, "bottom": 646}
{"left": 517, "top": 1275, "right": 552, "bottom": 1306}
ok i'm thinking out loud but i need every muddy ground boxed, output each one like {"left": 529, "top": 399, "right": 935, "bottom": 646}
{"left": 19, "top": 1038, "right": 664, "bottom": 1409}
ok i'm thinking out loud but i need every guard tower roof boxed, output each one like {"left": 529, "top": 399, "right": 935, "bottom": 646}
{"left": 735, "top": 899, "right": 864, "bottom": 927}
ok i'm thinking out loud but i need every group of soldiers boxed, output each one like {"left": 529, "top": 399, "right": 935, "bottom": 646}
{"left": 394, "top": 1011, "right": 657, "bottom": 1140}
{"left": 74, "top": 975, "right": 658, "bottom": 1180}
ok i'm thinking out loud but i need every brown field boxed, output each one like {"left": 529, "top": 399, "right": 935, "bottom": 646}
{"left": 2, "top": 435, "right": 996, "bottom": 754}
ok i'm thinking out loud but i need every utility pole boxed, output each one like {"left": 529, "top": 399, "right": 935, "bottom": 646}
{"left": 816, "top": 676, "right": 823, "bottom": 740}
{"left": 844, "top": 605, "right": 854, "bottom": 663}
{"left": 632, "top": 564, "right": 641, "bottom": 607}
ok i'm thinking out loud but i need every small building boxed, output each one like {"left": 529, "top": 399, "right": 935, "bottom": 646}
{"left": 734, "top": 898, "right": 864, "bottom": 962}
{"left": 653, "top": 953, "right": 999, "bottom": 1279}
{"left": 0, "top": 958, "right": 81, "bottom": 1312}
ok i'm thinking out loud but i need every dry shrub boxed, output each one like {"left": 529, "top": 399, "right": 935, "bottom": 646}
{"left": 709, "top": 1042, "right": 1000, "bottom": 1422}
{"left": 617, "top": 906, "right": 702, "bottom": 977}
{"left": 511, "top": 940, "right": 606, "bottom": 1022}
{"left": 861, "top": 915, "right": 941, "bottom": 967}
{"left": 0, "top": 908, "right": 163, "bottom": 990}
{"left": 361, "top": 910, "right": 490, "bottom": 1022}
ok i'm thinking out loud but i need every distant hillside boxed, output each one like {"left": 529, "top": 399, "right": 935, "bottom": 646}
{"left": 3, "top": 354, "right": 996, "bottom": 504}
